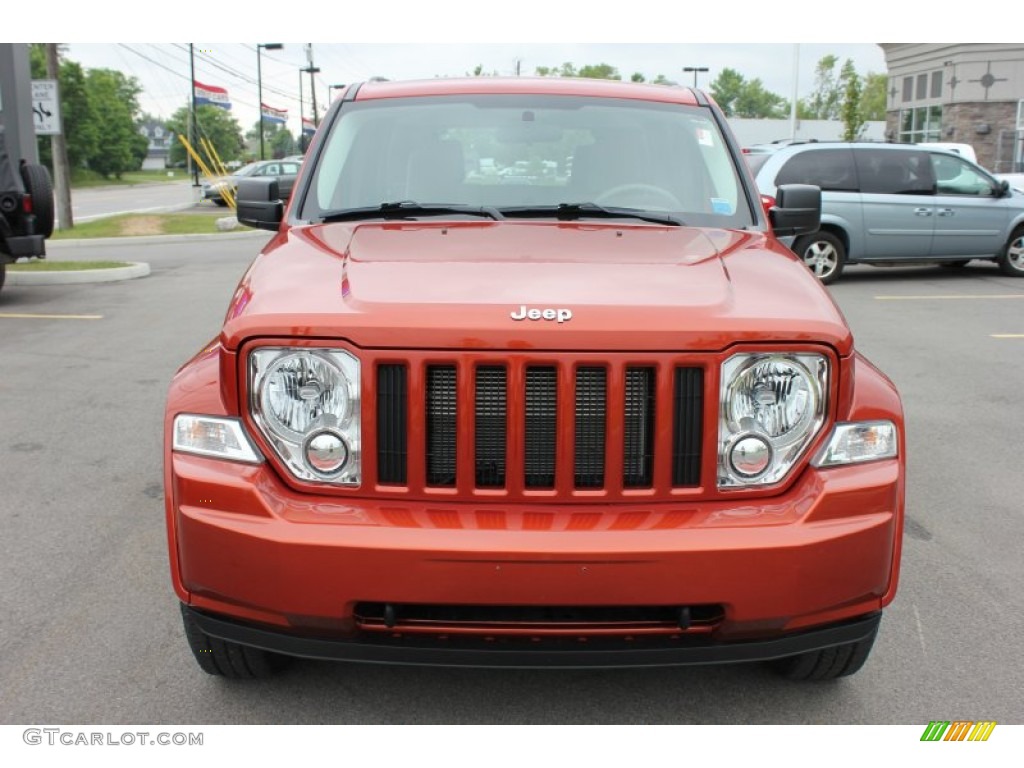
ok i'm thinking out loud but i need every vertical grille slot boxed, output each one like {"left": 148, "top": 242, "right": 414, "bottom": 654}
{"left": 623, "top": 367, "right": 655, "bottom": 487}
{"left": 672, "top": 367, "right": 704, "bottom": 486}
{"left": 376, "top": 364, "right": 408, "bottom": 484}
{"left": 524, "top": 366, "right": 557, "bottom": 489}
{"left": 475, "top": 366, "right": 507, "bottom": 487}
{"left": 574, "top": 367, "right": 607, "bottom": 488}
{"left": 426, "top": 365, "right": 457, "bottom": 486}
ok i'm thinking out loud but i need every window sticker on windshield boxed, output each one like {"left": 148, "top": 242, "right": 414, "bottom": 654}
{"left": 697, "top": 128, "right": 714, "bottom": 147}
{"left": 711, "top": 198, "right": 733, "bottom": 214}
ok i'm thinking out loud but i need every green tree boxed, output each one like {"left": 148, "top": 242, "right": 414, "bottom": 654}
{"left": 860, "top": 72, "right": 887, "bottom": 121}
{"left": 802, "top": 55, "right": 842, "bottom": 120}
{"left": 631, "top": 72, "right": 646, "bottom": 83}
{"left": 734, "top": 78, "right": 788, "bottom": 119}
{"left": 577, "top": 63, "right": 621, "bottom": 80}
{"left": 270, "top": 127, "right": 297, "bottom": 159}
{"left": 84, "top": 68, "right": 148, "bottom": 178}
{"left": 709, "top": 68, "right": 747, "bottom": 117}
{"left": 167, "top": 104, "right": 245, "bottom": 170}
{"left": 840, "top": 60, "right": 865, "bottom": 141}
{"left": 710, "top": 68, "right": 788, "bottom": 118}
{"left": 247, "top": 121, "right": 297, "bottom": 159}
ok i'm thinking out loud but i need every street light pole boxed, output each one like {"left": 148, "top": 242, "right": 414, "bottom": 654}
{"left": 257, "top": 43, "right": 283, "bottom": 161}
{"left": 328, "top": 83, "right": 346, "bottom": 102}
{"left": 683, "top": 66, "right": 709, "bottom": 89}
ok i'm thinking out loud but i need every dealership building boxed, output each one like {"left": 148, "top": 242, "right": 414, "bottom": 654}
{"left": 880, "top": 43, "right": 1024, "bottom": 172}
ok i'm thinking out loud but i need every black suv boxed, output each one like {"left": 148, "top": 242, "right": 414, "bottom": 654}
{"left": 0, "top": 133, "right": 54, "bottom": 292}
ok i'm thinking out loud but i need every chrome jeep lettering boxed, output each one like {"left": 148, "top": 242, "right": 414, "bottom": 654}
{"left": 510, "top": 306, "right": 573, "bottom": 323}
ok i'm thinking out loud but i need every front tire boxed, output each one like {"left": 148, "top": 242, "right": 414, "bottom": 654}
{"left": 997, "top": 227, "right": 1024, "bottom": 277}
{"left": 181, "top": 605, "right": 288, "bottom": 679}
{"left": 791, "top": 231, "right": 846, "bottom": 285}
{"left": 770, "top": 624, "right": 877, "bottom": 681}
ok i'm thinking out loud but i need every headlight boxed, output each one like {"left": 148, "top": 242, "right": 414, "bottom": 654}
{"left": 718, "top": 353, "right": 828, "bottom": 487}
{"left": 250, "top": 348, "right": 361, "bottom": 486}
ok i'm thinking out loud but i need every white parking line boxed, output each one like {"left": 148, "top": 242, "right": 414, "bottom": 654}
{"left": 875, "top": 294, "right": 1024, "bottom": 301}
{"left": 0, "top": 313, "right": 103, "bottom": 320}
{"left": 991, "top": 334, "right": 1024, "bottom": 338}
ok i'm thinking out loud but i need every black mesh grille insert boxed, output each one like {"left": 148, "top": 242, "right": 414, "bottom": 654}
{"left": 624, "top": 367, "right": 655, "bottom": 487}
{"left": 673, "top": 367, "right": 704, "bottom": 486}
{"left": 524, "top": 367, "right": 557, "bottom": 488}
{"left": 426, "top": 366, "right": 457, "bottom": 486}
{"left": 376, "top": 364, "right": 407, "bottom": 484}
{"left": 574, "top": 367, "right": 607, "bottom": 488}
{"left": 475, "top": 366, "right": 507, "bottom": 487}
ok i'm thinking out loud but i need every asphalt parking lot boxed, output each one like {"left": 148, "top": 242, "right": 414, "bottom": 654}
{"left": 1, "top": 238, "right": 1023, "bottom": 724}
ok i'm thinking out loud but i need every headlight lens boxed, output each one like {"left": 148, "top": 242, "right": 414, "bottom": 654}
{"left": 251, "top": 348, "right": 361, "bottom": 485}
{"left": 718, "top": 353, "right": 827, "bottom": 487}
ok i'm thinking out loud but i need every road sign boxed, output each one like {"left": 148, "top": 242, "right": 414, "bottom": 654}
{"left": 31, "top": 79, "right": 61, "bottom": 135}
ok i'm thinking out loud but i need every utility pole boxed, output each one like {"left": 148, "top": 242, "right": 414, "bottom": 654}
{"left": 303, "top": 44, "right": 321, "bottom": 128}
{"left": 189, "top": 44, "right": 198, "bottom": 187}
{"left": 298, "top": 70, "right": 305, "bottom": 152}
{"left": 257, "top": 43, "right": 283, "bottom": 161}
{"left": 44, "top": 43, "right": 73, "bottom": 230}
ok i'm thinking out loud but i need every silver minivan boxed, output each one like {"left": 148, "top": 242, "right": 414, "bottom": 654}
{"left": 750, "top": 143, "right": 1024, "bottom": 283}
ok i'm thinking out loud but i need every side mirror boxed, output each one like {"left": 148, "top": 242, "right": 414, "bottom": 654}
{"left": 236, "top": 177, "right": 284, "bottom": 231}
{"left": 770, "top": 183, "right": 821, "bottom": 237}
{"left": 998, "top": 179, "right": 1011, "bottom": 197}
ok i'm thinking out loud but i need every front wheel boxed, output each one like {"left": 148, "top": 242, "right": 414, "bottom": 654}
{"left": 770, "top": 624, "right": 878, "bottom": 681}
{"left": 997, "top": 227, "right": 1024, "bottom": 277}
{"left": 791, "top": 231, "right": 846, "bottom": 285}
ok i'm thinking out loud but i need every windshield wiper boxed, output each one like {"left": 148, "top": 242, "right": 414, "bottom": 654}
{"left": 319, "top": 201, "right": 505, "bottom": 223}
{"left": 498, "top": 203, "right": 683, "bottom": 226}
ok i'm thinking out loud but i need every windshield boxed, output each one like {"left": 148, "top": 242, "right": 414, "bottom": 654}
{"left": 301, "top": 94, "right": 754, "bottom": 228}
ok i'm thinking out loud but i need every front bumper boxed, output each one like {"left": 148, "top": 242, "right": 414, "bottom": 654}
{"left": 184, "top": 604, "right": 882, "bottom": 669}
{"left": 168, "top": 450, "right": 902, "bottom": 648}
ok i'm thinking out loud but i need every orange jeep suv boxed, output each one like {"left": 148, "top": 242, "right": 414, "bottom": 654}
{"left": 165, "top": 77, "right": 905, "bottom": 680}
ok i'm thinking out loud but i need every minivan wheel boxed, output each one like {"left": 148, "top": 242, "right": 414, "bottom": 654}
{"left": 997, "top": 227, "right": 1024, "bottom": 277}
{"left": 181, "top": 605, "right": 288, "bottom": 679}
{"left": 770, "top": 624, "right": 878, "bottom": 681}
{"left": 791, "top": 231, "right": 845, "bottom": 284}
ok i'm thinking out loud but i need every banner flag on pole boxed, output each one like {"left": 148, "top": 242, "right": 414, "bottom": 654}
{"left": 261, "top": 104, "right": 288, "bottom": 125}
{"left": 194, "top": 81, "right": 231, "bottom": 110}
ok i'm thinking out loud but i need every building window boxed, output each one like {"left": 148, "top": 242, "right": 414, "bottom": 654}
{"left": 916, "top": 74, "right": 928, "bottom": 100}
{"left": 931, "top": 71, "right": 943, "bottom": 99}
{"left": 903, "top": 77, "right": 913, "bottom": 102}
{"left": 899, "top": 106, "right": 943, "bottom": 143}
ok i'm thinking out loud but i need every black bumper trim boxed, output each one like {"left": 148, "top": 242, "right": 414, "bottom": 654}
{"left": 185, "top": 607, "right": 882, "bottom": 669}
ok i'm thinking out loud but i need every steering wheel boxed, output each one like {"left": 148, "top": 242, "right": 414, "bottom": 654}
{"left": 593, "top": 183, "right": 683, "bottom": 210}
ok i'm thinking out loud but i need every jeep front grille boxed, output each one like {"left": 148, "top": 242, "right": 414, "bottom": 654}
{"left": 374, "top": 355, "right": 704, "bottom": 498}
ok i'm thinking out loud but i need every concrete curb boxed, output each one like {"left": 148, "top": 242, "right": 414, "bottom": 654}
{"left": 6, "top": 262, "right": 152, "bottom": 286}
{"left": 46, "top": 229, "right": 268, "bottom": 248}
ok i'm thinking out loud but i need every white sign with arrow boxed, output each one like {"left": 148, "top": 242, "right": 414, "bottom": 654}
{"left": 31, "top": 79, "right": 61, "bottom": 135}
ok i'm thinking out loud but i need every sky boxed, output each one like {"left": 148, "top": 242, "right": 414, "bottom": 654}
{"left": 11, "top": 0, "right": 1003, "bottom": 142}
{"left": 61, "top": 42, "right": 887, "bottom": 138}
